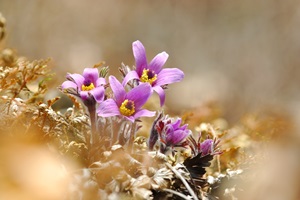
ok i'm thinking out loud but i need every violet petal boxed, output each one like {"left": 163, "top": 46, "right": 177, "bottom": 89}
{"left": 122, "top": 70, "right": 140, "bottom": 87}
{"left": 79, "top": 91, "right": 89, "bottom": 101}
{"left": 172, "top": 119, "right": 182, "bottom": 130}
{"left": 83, "top": 68, "right": 99, "bottom": 84}
{"left": 132, "top": 40, "right": 148, "bottom": 76}
{"left": 97, "top": 99, "right": 120, "bottom": 117}
{"left": 123, "top": 116, "right": 135, "bottom": 123}
{"left": 153, "top": 86, "right": 165, "bottom": 107}
{"left": 90, "top": 87, "right": 105, "bottom": 103}
{"left": 96, "top": 77, "right": 106, "bottom": 87}
{"left": 148, "top": 51, "right": 169, "bottom": 74}
{"left": 134, "top": 109, "right": 156, "bottom": 119}
{"left": 67, "top": 73, "right": 84, "bottom": 89}
{"left": 126, "top": 83, "right": 152, "bottom": 109}
{"left": 61, "top": 80, "right": 78, "bottom": 90}
{"left": 109, "top": 76, "right": 126, "bottom": 107}
{"left": 155, "top": 68, "right": 184, "bottom": 86}
{"left": 171, "top": 130, "right": 189, "bottom": 145}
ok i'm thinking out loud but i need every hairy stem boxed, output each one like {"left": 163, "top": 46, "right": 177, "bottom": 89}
{"left": 88, "top": 104, "right": 97, "bottom": 146}
{"left": 110, "top": 117, "right": 120, "bottom": 145}
{"left": 166, "top": 162, "right": 198, "bottom": 200}
{"left": 127, "top": 121, "right": 137, "bottom": 152}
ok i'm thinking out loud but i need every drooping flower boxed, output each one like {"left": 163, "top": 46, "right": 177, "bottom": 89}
{"left": 122, "top": 40, "right": 184, "bottom": 106}
{"left": 97, "top": 75, "right": 155, "bottom": 122}
{"left": 186, "top": 134, "right": 221, "bottom": 157}
{"left": 61, "top": 68, "right": 106, "bottom": 103}
{"left": 156, "top": 116, "right": 191, "bottom": 149}
{"left": 199, "top": 139, "right": 215, "bottom": 156}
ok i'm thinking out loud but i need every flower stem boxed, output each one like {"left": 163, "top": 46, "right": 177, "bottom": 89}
{"left": 110, "top": 117, "right": 120, "bottom": 146}
{"left": 128, "top": 121, "right": 137, "bottom": 152}
{"left": 88, "top": 104, "right": 97, "bottom": 146}
{"left": 166, "top": 163, "right": 198, "bottom": 200}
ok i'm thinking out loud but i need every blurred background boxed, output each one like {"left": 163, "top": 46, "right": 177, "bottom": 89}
{"left": 1, "top": 0, "right": 300, "bottom": 124}
{"left": 1, "top": 1, "right": 300, "bottom": 199}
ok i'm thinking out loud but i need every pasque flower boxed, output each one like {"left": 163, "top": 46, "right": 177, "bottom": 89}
{"left": 186, "top": 134, "right": 221, "bottom": 157}
{"left": 122, "top": 40, "right": 184, "bottom": 106}
{"left": 156, "top": 117, "right": 191, "bottom": 148}
{"left": 61, "top": 68, "right": 106, "bottom": 103}
{"left": 97, "top": 75, "right": 155, "bottom": 122}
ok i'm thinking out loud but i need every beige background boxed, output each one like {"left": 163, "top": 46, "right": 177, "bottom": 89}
{"left": 1, "top": 0, "right": 300, "bottom": 123}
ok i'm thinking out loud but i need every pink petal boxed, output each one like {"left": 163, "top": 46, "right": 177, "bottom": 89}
{"left": 67, "top": 73, "right": 84, "bottom": 89}
{"left": 126, "top": 83, "right": 152, "bottom": 109}
{"left": 83, "top": 68, "right": 99, "bottom": 84}
{"left": 109, "top": 76, "right": 126, "bottom": 106}
{"left": 166, "top": 130, "right": 189, "bottom": 145}
{"left": 96, "top": 77, "right": 106, "bottom": 86}
{"left": 153, "top": 86, "right": 165, "bottom": 107}
{"left": 97, "top": 99, "right": 120, "bottom": 117}
{"left": 122, "top": 70, "right": 139, "bottom": 87}
{"left": 79, "top": 91, "right": 89, "bottom": 101}
{"left": 90, "top": 87, "right": 105, "bottom": 103}
{"left": 123, "top": 116, "right": 135, "bottom": 123}
{"left": 148, "top": 51, "right": 169, "bottom": 73}
{"left": 61, "top": 81, "right": 78, "bottom": 90}
{"left": 172, "top": 119, "right": 182, "bottom": 130}
{"left": 154, "top": 68, "right": 184, "bottom": 86}
{"left": 134, "top": 109, "right": 156, "bottom": 119}
{"left": 132, "top": 40, "right": 148, "bottom": 76}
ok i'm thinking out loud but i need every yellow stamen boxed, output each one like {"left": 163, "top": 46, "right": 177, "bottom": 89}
{"left": 119, "top": 99, "right": 135, "bottom": 116}
{"left": 81, "top": 83, "right": 95, "bottom": 91}
{"left": 140, "top": 69, "right": 157, "bottom": 85}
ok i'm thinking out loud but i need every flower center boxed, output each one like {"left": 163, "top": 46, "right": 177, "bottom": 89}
{"left": 140, "top": 69, "right": 157, "bottom": 85}
{"left": 81, "top": 80, "right": 95, "bottom": 91}
{"left": 119, "top": 99, "right": 135, "bottom": 116}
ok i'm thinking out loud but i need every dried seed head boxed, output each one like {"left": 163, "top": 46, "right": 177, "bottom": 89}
{"left": 1, "top": 49, "right": 16, "bottom": 65}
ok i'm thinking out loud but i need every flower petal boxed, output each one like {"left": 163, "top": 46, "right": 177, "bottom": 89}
{"left": 83, "top": 68, "right": 99, "bottom": 84}
{"left": 123, "top": 116, "right": 135, "bottom": 123}
{"left": 132, "top": 40, "right": 148, "bottom": 76}
{"left": 61, "top": 80, "right": 78, "bottom": 90}
{"left": 154, "top": 68, "right": 184, "bottom": 86}
{"left": 134, "top": 109, "right": 156, "bottom": 119}
{"left": 97, "top": 99, "right": 120, "bottom": 117}
{"left": 152, "top": 86, "right": 165, "bottom": 107}
{"left": 122, "top": 70, "right": 140, "bottom": 87}
{"left": 109, "top": 76, "right": 126, "bottom": 106}
{"left": 126, "top": 83, "right": 152, "bottom": 109}
{"left": 200, "top": 139, "right": 214, "bottom": 156}
{"left": 172, "top": 118, "right": 182, "bottom": 130}
{"left": 96, "top": 77, "right": 106, "bottom": 87}
{"left": 148, "top": 51, "right": 169, "bottom": 73}
{"left": 67, "top": 73, "right": 84, "bottom": 89}
{"left": 90, "top": 87, "right": 105, "bottom": 103}
{"left": 167, "top": 130, "right": 189, "bottom": 145}
{"left": 79, "top": 91, "right": 89, "bottom": 101}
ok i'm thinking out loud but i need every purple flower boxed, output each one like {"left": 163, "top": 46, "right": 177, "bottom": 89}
{"left": 157, "top": 117, "right": 191, "bottom": 147}
{"left": 97, "top": 75, "right": 155, "bottom": 122}
{"left": 199, "top": 139, "right": 214, "bottom": 156}
{"left": 61, "top": 68, "right": 106, "bottom": 103}
{"left": 122, "top": 40, "right": 184, "bottom": 106}
{"left": 186, "top": 134, "right": 222, "bottom": 157}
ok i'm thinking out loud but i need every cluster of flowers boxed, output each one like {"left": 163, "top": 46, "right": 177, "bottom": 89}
{"left": 61, "top": 40, "right": 220, "bottom": 156}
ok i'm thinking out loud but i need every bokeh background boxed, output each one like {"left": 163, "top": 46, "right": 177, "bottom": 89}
{"left": 1, "top": 0, "right": 300, "bottom": 123}
{"left": 1, "top": 1, "right": 300, "bottom": 199}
